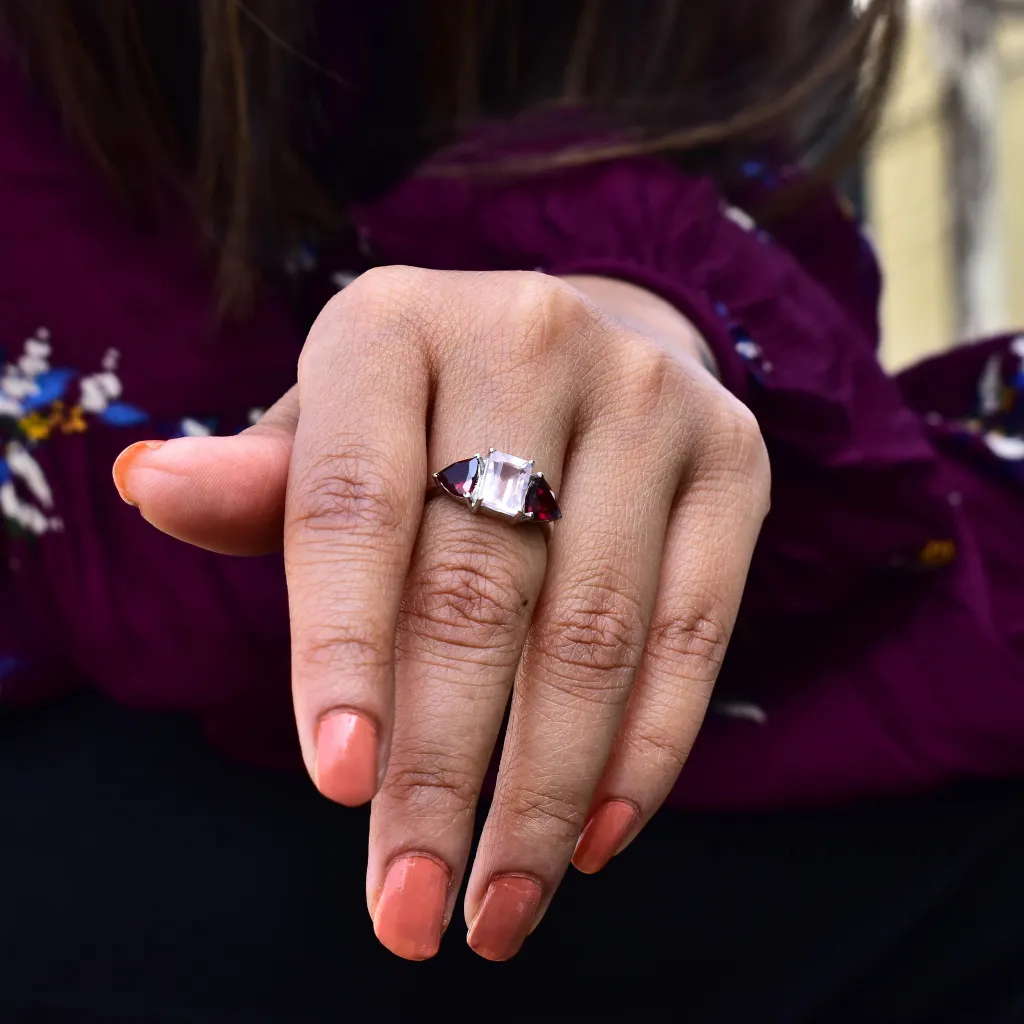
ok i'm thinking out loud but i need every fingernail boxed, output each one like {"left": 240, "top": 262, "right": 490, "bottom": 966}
{"left": 112, "top": 440, "right": 166, "bottom": 506}
{"left": 314, "top": 710, "right": 379, "bottom": 807}
{"left": 572, "top": 799, "right": 639, "bottom": 875}
{"left": 373, "top": 855, "right": 450, "bottom": 961}
{"left": 467, "top": 875, "right": 544, "bottom": 962}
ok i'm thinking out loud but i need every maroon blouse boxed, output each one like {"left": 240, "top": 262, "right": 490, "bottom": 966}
{"left": 1, "top": 52, "right": 1022, "bottom": 811}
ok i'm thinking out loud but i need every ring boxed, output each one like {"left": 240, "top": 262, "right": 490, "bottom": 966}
{"left": 433, "top": 449, "right": 562, "bottom": 524}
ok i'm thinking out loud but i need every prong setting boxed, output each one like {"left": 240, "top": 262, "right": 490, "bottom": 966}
{"left": 434, "top": 448, "right": 561, "bottom": 524}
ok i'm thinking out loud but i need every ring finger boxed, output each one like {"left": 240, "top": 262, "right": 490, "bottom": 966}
{"left": 464, "top": 364, "right": 686, "bottom": 960}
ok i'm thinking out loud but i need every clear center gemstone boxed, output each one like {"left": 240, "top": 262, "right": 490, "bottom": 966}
{"left": 476, "top": 451, "right": 534, "bottom": 517}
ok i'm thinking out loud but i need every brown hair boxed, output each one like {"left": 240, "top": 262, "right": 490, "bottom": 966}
{"left": 1, "top": 0, "right": 905, "bottom": 313}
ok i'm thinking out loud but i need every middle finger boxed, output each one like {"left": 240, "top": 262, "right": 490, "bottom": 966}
{"left": 366, "top": 359, "right": 567, "bottom": 960}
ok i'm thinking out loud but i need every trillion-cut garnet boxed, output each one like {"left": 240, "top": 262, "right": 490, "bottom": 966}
{"left": 524, "top": 477, "right": 562, "bottom": 522}
{"left": 436, "top": 457, "right": 480, "bottom": 499}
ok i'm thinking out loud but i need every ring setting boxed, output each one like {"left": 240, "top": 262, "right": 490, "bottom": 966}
{"left": 433, "top": 449, "right": 562, "bottom": 524}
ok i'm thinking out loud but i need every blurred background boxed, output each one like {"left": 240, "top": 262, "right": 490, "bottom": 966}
{"left": 868, "top": 0, "right": 1023, "bottom": 369}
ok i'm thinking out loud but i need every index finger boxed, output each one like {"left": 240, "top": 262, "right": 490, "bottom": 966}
{"left": 286, "top": 268, "right": 431, "bottom": 806}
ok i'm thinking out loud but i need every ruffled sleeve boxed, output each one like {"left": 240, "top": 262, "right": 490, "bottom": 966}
{"left": 353, "top": 157, "right": 958, "bottom": 616}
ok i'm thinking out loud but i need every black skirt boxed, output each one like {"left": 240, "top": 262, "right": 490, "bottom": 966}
{"left": 2, "top": 692, "right": 1023, "bottom": 1024}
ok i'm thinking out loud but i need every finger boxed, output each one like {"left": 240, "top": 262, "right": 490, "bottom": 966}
{"left": 111, "top": 387, "right": 298, "bottom": 555}
{"left": 572, "top": 405, "right": 769, "bottom": 875}
{"left": 367, "top": 499, "right": 547, "bottom": 961}
{"left": 366, "top": 280, "right": 579, "bottom": 960}
{"left": 286, "top": 269, "right": 431, "bottom": 808}
{"left": 464, "top": 359, "right": 684, "bottom": 961}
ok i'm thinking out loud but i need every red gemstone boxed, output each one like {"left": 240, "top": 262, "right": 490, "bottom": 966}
{"left": 524, "top": 477, "right": 561, "bottom": 522}
{"left": 436, "top": 457, "right": 480, "bottom": 499}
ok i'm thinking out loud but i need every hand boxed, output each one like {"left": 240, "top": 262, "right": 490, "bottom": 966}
{"left": 115, "top": 267, "right": 770, "bottom": 961}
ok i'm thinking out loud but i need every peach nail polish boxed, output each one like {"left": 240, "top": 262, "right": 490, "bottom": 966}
{"left": 373, "top": 855, "right": 450, "bottom": 961}
{"left": 467, "top": 875, "right": 543, "bottom": 962}
{"left": 315, "top": 711, "right": 379, "bottom": 807}
{"left": 111, "top": 440, "right": 166, "bottom": 506}
{"left": 572, "top": 799, "right": 639, "bottom": 875}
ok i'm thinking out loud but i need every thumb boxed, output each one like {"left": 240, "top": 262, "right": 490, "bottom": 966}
{"left": 112, "top": 386, "right": 298, "bottom": 556}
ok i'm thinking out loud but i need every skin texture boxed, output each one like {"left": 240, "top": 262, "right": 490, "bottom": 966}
{"left": 112, "top": 268, "right": 771, "bottom": 960}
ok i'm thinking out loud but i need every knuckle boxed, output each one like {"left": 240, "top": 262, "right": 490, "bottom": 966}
{"left": 710, "top": 397, "right": 769, "bottom": 473}
{"left": 506, "top": 273, "right": 594, "bottom": 361}
{"left": 611, "top": 338, "right": 687, "bottom": 419}
{"left": 332, "top": 264, "right": 431, "bottom": 317}
{"left": 500, "top": 783, "right": 586, "bottom": 846}
{"left": 300, "top": 265, "right": 435, "bottom": 373}
{"left": 294, "top": 622, "right": 391, "bottom": 675}
{"left": 646, "top": 607, "right": 732, "bottom": 687}
{"left": 627, "top": 719, "right": 698, "bottom": 775}
{"left": 515, "top": 271, "right": 587, "bottom": 321}
{"left": 385, "top": 752, "right": 480, "bottom": 817}
{"left": 691, "top": 395, "right": 772, "bottom": 520}
{"left": 403, "top": 546, "right": 529, "bottom": 658}
{"left": 288, "top": 447, "right": 404, "bottom": 541}
{"left": 726, "top": 402, "right": 770, "bottom": 475}
{"left": 726, "top": 405, "right": 772, "bottom": 517}
{"left": 528, "top": 582, "right": 645, "bottom": 701}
